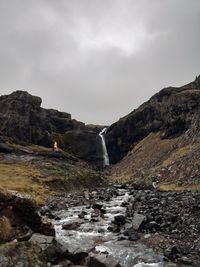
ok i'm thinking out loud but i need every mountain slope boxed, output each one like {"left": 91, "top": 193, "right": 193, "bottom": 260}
{"left": 107, "top": 75, "right": 200, "bottom": 186}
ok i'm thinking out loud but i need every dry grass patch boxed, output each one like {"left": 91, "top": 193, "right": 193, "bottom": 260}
{"left": 0, "top": 162, "right": 50, "bottom": 203}
{"left": 0, "top": 216, "right": 12, "bottom": 243}
{"left": 158, "top": 183, "right": 200, "bottom": 191}
{"left": 161, "top": 145, "right": 192, "bottom": 166}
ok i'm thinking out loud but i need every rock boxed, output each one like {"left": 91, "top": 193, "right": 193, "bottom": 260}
{"left": 117, "top": 235, "right": 127, "bottom": 241}
{"left": 88, "top": 253, "right": 121, "bottom": 267}
{"left": 145, "top": 221, "right": 159, "bottom": 231}
{"left": 113, "top": 215, "right": 126, "bottom": 225}
{"left": 164, "top": 245, "right": 179, "bottom": 260}
{"left": 106, "top": 76, "right": 200, "bottom": 164}
{"left": 0, "top": 90, "right": 104, "bottom": 167}
{"left": 78, "top": 211, "right": 87, "bottom": 219}
{"left": 0, "top": 143, "right": 13, "bottom": 153}
{"left": 92, "top": 203, "right": 103, "bottom": 210}
{"left": 108, "top": 224, "right": 120, "bottom": 233}
{"left": 29, "top": 234, "right": 54, "bottom": 250}
{"left": 123, "top": 229, "right": 140, "bottom": 241}
{"left": 132, "top": 213, "right": 146, "bottom": 230}
{"left": 0, "top": 189, "right": 55, "bottom": 242}
{"left": 62, "top": 222, "right": 80, "bottom": 231}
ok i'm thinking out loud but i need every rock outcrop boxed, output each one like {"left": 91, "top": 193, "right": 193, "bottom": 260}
{"left": 0, "top": 91, "right": 104, "bottom": 167}
{"left": 0, "top": 189, "right": 54, "bottom": 243}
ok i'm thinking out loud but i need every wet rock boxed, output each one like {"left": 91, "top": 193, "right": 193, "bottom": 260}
{"left": 108, "top": 224, "right": 120, "bottom": 233}
{"left": 88, "top": 253, "right": 121, "bottom": 267}
{"left": 123, "top": 229, "right": 140, "bottom": 241}
{"left": 62, "top": 222, "right": 80, "bottom": 231}
{"left": 117, "top": 235, "right": 128, "bottom": 241}
{"left": 121, "top": 201, "right": 128, "bottom": 207}
{"left": 91, "top": 208, "right": 102, "bottom": 218}
{"left": 113, "top": 215, "right": 126, "bottom": 225}
{"left": 92, "top": 203, "right": 103, "bottom": 210}
{"left": 78, "top": 211, "right": 87, "bottom": 219}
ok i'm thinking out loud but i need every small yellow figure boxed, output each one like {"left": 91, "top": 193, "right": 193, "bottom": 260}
{"left": 53, "top": 141, "right": 58, "bottom": 151}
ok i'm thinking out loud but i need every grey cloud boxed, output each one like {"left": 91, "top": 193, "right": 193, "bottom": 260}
{"left": 0, "top": 0, "right": 200, "bottom": 125}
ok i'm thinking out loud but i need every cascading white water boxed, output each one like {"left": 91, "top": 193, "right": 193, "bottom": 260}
{"left": 99, "top": 127, "right": 110, "bottom": 167}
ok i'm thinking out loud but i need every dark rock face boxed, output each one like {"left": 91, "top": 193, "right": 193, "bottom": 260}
{"left": 0, "top": 91, "right": 74, "bottom": 145}
{"left": 62, "top": 130, "right": 103, "bottom": 168}
{"left": 0, "top": 91, "right": 103, "bottom": 167}
{"left": 0, "top": 189, "right": 55, "bottom": 242}
{"left": 106, "top": 75, "right": 200, "bottom": 163}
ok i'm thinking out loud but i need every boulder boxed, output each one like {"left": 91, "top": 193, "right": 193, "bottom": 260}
{"left": 0, "top": 189, "right": 55, "bottom": 242}
{"left": 29, "top": 234, "right": 54, "bottom": 250}
{"left": 132, "top": 213, "right": 146, "bottom": 231}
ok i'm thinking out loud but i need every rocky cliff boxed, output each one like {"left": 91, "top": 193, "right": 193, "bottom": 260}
{"left": 107, "top": 75, "right": 200, "bottom": 185}
{"left": 0, "top": 91, "right": 103, "bottom": 168}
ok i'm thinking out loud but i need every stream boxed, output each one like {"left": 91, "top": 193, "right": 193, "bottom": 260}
{"left": 53, "top": 187, "right": 167, "bottom": 267}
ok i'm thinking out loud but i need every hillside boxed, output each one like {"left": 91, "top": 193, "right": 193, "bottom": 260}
{"left": 0, "top": 91, "right": 105, "bottom": 201}
{"left": 107, "top": 75, "right": 200, "bottom": 187}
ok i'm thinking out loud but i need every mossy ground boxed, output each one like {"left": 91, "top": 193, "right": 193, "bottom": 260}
{"left": 0, "top": 145, "right": 103, "bottom": 203}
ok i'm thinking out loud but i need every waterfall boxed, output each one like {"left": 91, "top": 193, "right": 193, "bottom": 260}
{"left": 99, "top": 127, "right": 110, "bottom": 167}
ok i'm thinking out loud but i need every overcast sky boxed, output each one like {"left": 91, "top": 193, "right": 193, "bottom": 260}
{"left": 0, "top": 0, "right": 200, "bottom": 125}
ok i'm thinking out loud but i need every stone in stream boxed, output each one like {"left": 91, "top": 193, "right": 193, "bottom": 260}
{"left": 92, "top": 203, "right": 103, "bottom": 210}
{"left": 62, "top": 222, "right": 81, "bottom": 230}
{"left": 108, "top": 223, "right": 121, "bottom": 233}
{"left": 123, "top": 229, "right": 140, "bottom": 241}
{"left": 113, "top": 215, "right": 126, "bottom": 225}
{"left": 132, "top": 213, "right": 146, "bottom": 230}
{"left": 88, "top": 253, "right": 121, "bottom": 267}
{"left": 78, "top": 210, "right": 87, "bottom": 219}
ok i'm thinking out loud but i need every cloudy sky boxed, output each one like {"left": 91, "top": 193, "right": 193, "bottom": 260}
{"left": 0, "top": 0, "right": 200, "bottom": 125}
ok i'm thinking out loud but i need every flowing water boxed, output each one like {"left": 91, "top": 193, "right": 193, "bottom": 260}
{"left": 99, "top": 127, "right": 110, "bottom": 167}
{"left": 53, "top": 188, "right": 167, "bottom": 267}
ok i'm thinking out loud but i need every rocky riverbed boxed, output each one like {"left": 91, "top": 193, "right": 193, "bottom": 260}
{"left": 41, "top": 185, "right": 200, "bottom": 267}
{"left": 0, "top": 185, "right": 199, "bottom": 267}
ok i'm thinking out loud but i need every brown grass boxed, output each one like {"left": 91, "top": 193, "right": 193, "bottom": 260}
{"left": 0, "top": 162, "right": 50, "bottom": 203}
{"left": 158, "top": 184, "right": 200, "bottom": 191}
{"left": 0, "top": 216, "right": 12, "bottom": 243}
{"left": 161, "top": 145, "right": 192, "bottom": 166}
